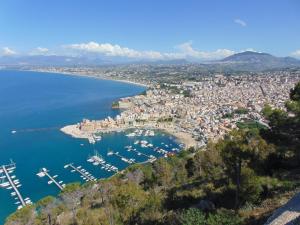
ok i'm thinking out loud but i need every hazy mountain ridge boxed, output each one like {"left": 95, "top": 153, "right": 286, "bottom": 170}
{"left": 0, "top": 51, "right": 299, "bottom": 71}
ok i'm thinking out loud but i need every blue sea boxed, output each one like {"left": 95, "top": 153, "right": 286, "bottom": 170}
{"left": 0, "top": 70, "right": 180, "bottom": 224}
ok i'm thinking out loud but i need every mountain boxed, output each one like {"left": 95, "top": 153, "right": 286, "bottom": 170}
{"left": 0, "top": 51, "right": 299, "bottom": 71}
{"left": 217, "top": 51, "right": 300, "bottom": 71}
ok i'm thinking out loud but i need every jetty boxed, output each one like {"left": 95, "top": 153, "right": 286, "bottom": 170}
{"left": 36, "top": 168, "right": 65, "bottom": 190}
{"left": 0, "top": 161, "right": 32, "bottom": 209}
{"left": 87, "top": 152, "right": 118, "bottom": 172}
{"left": 125, "top": 146, "right": 156, "bottom": 162}
{"left": 64, "top": 163, "right": 96, "bottom": 182}
{"left": 107, "top": 150, "right": 135, "bottom": 164}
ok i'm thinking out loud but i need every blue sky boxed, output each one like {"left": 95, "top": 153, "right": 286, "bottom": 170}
{"left": 0, "top": 0, "right": 299, "bottom": 60}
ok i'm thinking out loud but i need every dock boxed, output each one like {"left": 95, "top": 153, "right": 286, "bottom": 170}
{"left": 36, "top": 168, "right": 65, "bottom": 190}
{"left": 0, "top": 161, "right": 32, "bottom": 209}
{"left": 64, "top": 163, "right": 96, "bottom": 182}
{"left": 107, "top": 150, "right": 135, "bottom": 164}
{"left": 125, "top": 146, "right": 156, "bottom": 162}
{"left": 87, "top": 152, "right": 118, "bottom": 172}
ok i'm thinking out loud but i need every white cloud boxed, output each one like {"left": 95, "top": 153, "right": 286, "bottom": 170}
{"left": 291, "top": 50, "right": 300, "bottom": 57}
{"left": 36, "top": 47, "right": 49, "bottom": 53}
{"left": 2, "top": 47, "right": 17, "bottom": 56}
{"left": 171, "top": 41, "right": 235, "bottom": 59}
{"left": 65, "top": 42, "right": 163, "bottom": 59}
{"left": 29, "top": 47, "right": 49, "bottom": 55}
{"left": 65, "top": 41, "right": 235, "bottom": 60}
{"left": 234, "top": 19, "right": 247, "bottom": 27}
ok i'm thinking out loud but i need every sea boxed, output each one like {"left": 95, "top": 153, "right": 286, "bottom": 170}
{"left": 0, "top": 70, "right": 180, "bottom": 224}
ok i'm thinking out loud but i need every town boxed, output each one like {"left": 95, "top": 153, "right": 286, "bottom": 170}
{"left": 55, "top": 65, "right": 300, "bottom": 149}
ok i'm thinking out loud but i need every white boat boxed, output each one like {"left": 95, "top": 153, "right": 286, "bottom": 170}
{"left": 11, "top": 130, "right": 17, "bottom": 134}
{"left": 53, "top": 175, "right": 58, "bottom": 178}
{"left": 0, "top": 182, "right": 10, "bottom": 187}
{"left": 17, "top": 205, "right": 23, "bottom": 210}
{"left": 36, "top": 172, "right": 45, "bottom": 177}
{"left": 64, "top": 165, "right": 69, "bottom": 169}
{"left": 126, "top": 133, "right": 136, "bottom": 137}
{"left": 48, "top": 181, "right": 53, "bottom": 185}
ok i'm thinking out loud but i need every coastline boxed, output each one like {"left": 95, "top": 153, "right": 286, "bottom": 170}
{"left": 23, "top": 69, "right": 149, "bottom": 88}
{"left": 60, "top": 123, "right": 196, "bottom": 149}
{"left": 23, "top": 68, "right": 195, "bottom": 149}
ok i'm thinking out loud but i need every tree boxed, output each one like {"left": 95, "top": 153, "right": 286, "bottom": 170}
{"left": 207, "top": 210, "right": 243, "bottom": 225}
{"left": 180, "top": 208, "right": 206, "bottom": 225}
{"left": 220, "top": 129, "right": 269, "bottom": 208}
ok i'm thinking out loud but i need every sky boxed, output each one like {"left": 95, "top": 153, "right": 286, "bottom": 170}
{"left": 0, "top": 0, "right": 300, "bottom": 60}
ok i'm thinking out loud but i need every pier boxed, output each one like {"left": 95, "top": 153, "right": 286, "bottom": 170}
{"left": 37, "top": 168, "right": 65, "bottom": 190}
{"left": 125, "top": 146, "right": 156, "bottom": 162}
{"left": 64, "top": 163, "right": 96, "bottom": 182}
{"left": 107, "top": 151, "right": 135, "bottom": 164}
{"left": 87, "top": 152, "right": 118, "bottom": 172}
{"left": 0, "top": 162, "right": 31, "bottom": 209}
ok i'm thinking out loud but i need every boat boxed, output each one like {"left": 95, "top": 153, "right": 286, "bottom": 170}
{"left": 48, "top": 181, "right": 53, "bottom": 184}
{"left": 107, "top": 151, "right": 114, "bottom": 156}
{"left": 36, "top": 172, "right": 45, "bottom": 177}
{"left": 11, "top": 130, "right": 17, "bottom": 134}
{"left": 126, "top": 133, "right": 136, "bottom": 137}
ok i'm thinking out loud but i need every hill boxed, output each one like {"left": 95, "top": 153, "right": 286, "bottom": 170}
{"left": 216, "top": 51, "right": 300, "bottom": 71}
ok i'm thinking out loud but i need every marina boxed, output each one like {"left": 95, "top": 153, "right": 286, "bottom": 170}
{"left": 0, "top": 161, "right": 32, "bottom": 210}
{"left": 124, "top": 145, "right": 157, "bottom": 163}
{"left": 87, "top": 152, "right": 119, "bottom": 172}
{"left": 107, "top": 150, "right": 136, "bottom": 164}
{"left": 36, "top": 168, "right": 66, "bottom": 190}
{"left": 64, "top": 163, "right": 96, "bottom": 182}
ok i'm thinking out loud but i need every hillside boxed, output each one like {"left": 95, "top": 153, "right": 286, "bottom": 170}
{"left": 216, "top": 51, "right": 300, "bottom": 71}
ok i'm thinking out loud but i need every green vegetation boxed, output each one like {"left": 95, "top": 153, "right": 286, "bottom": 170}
{"left": 236, "top": 120, "right": 267, "bottom": 130}
{"left": 5, "top": 82, "right": 300, "bottom": 225}
{"left": 157, "top": 117, "right": 173, "bottom": 123}
{"left": 234, "top": 108, "right": 249, "bottom": 115}
{"left": 111, "top": 101, "right": 120, "bottom": 108}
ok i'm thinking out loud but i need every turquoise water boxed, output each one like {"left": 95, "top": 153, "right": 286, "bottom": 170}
{"left": 0, "top": 70, "right": 180, "bottom": 224}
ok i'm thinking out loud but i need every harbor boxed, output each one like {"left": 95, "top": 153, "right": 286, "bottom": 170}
{"left": 87, "top": 151, "right": 119, "bottom": 172}
{"left": 0, "top": 161, "right": 32, "bottom": 210}
{"left": 64, "top": 163, "right": 96, "bottom": 182}
{"left": 36, "top": 168, "right": 66, "bottom": 191}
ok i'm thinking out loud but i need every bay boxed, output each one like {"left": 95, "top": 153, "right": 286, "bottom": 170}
{"left": 0, "top": 70, "right": 180, "bottom": 224}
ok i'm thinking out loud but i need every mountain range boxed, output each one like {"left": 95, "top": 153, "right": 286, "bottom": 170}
{"left": 0, "top": 51, "right": 300, "bottom": 71}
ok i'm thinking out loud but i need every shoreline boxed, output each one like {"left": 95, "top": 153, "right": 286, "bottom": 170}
{"left": 23, "top": 69, "right": 149, "bottom": 88}
{"left": 22, "top": 68, "right": 195, "bottom": 148}
{"left": 60, "top": 123, "right": 196, "bottom": 149}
